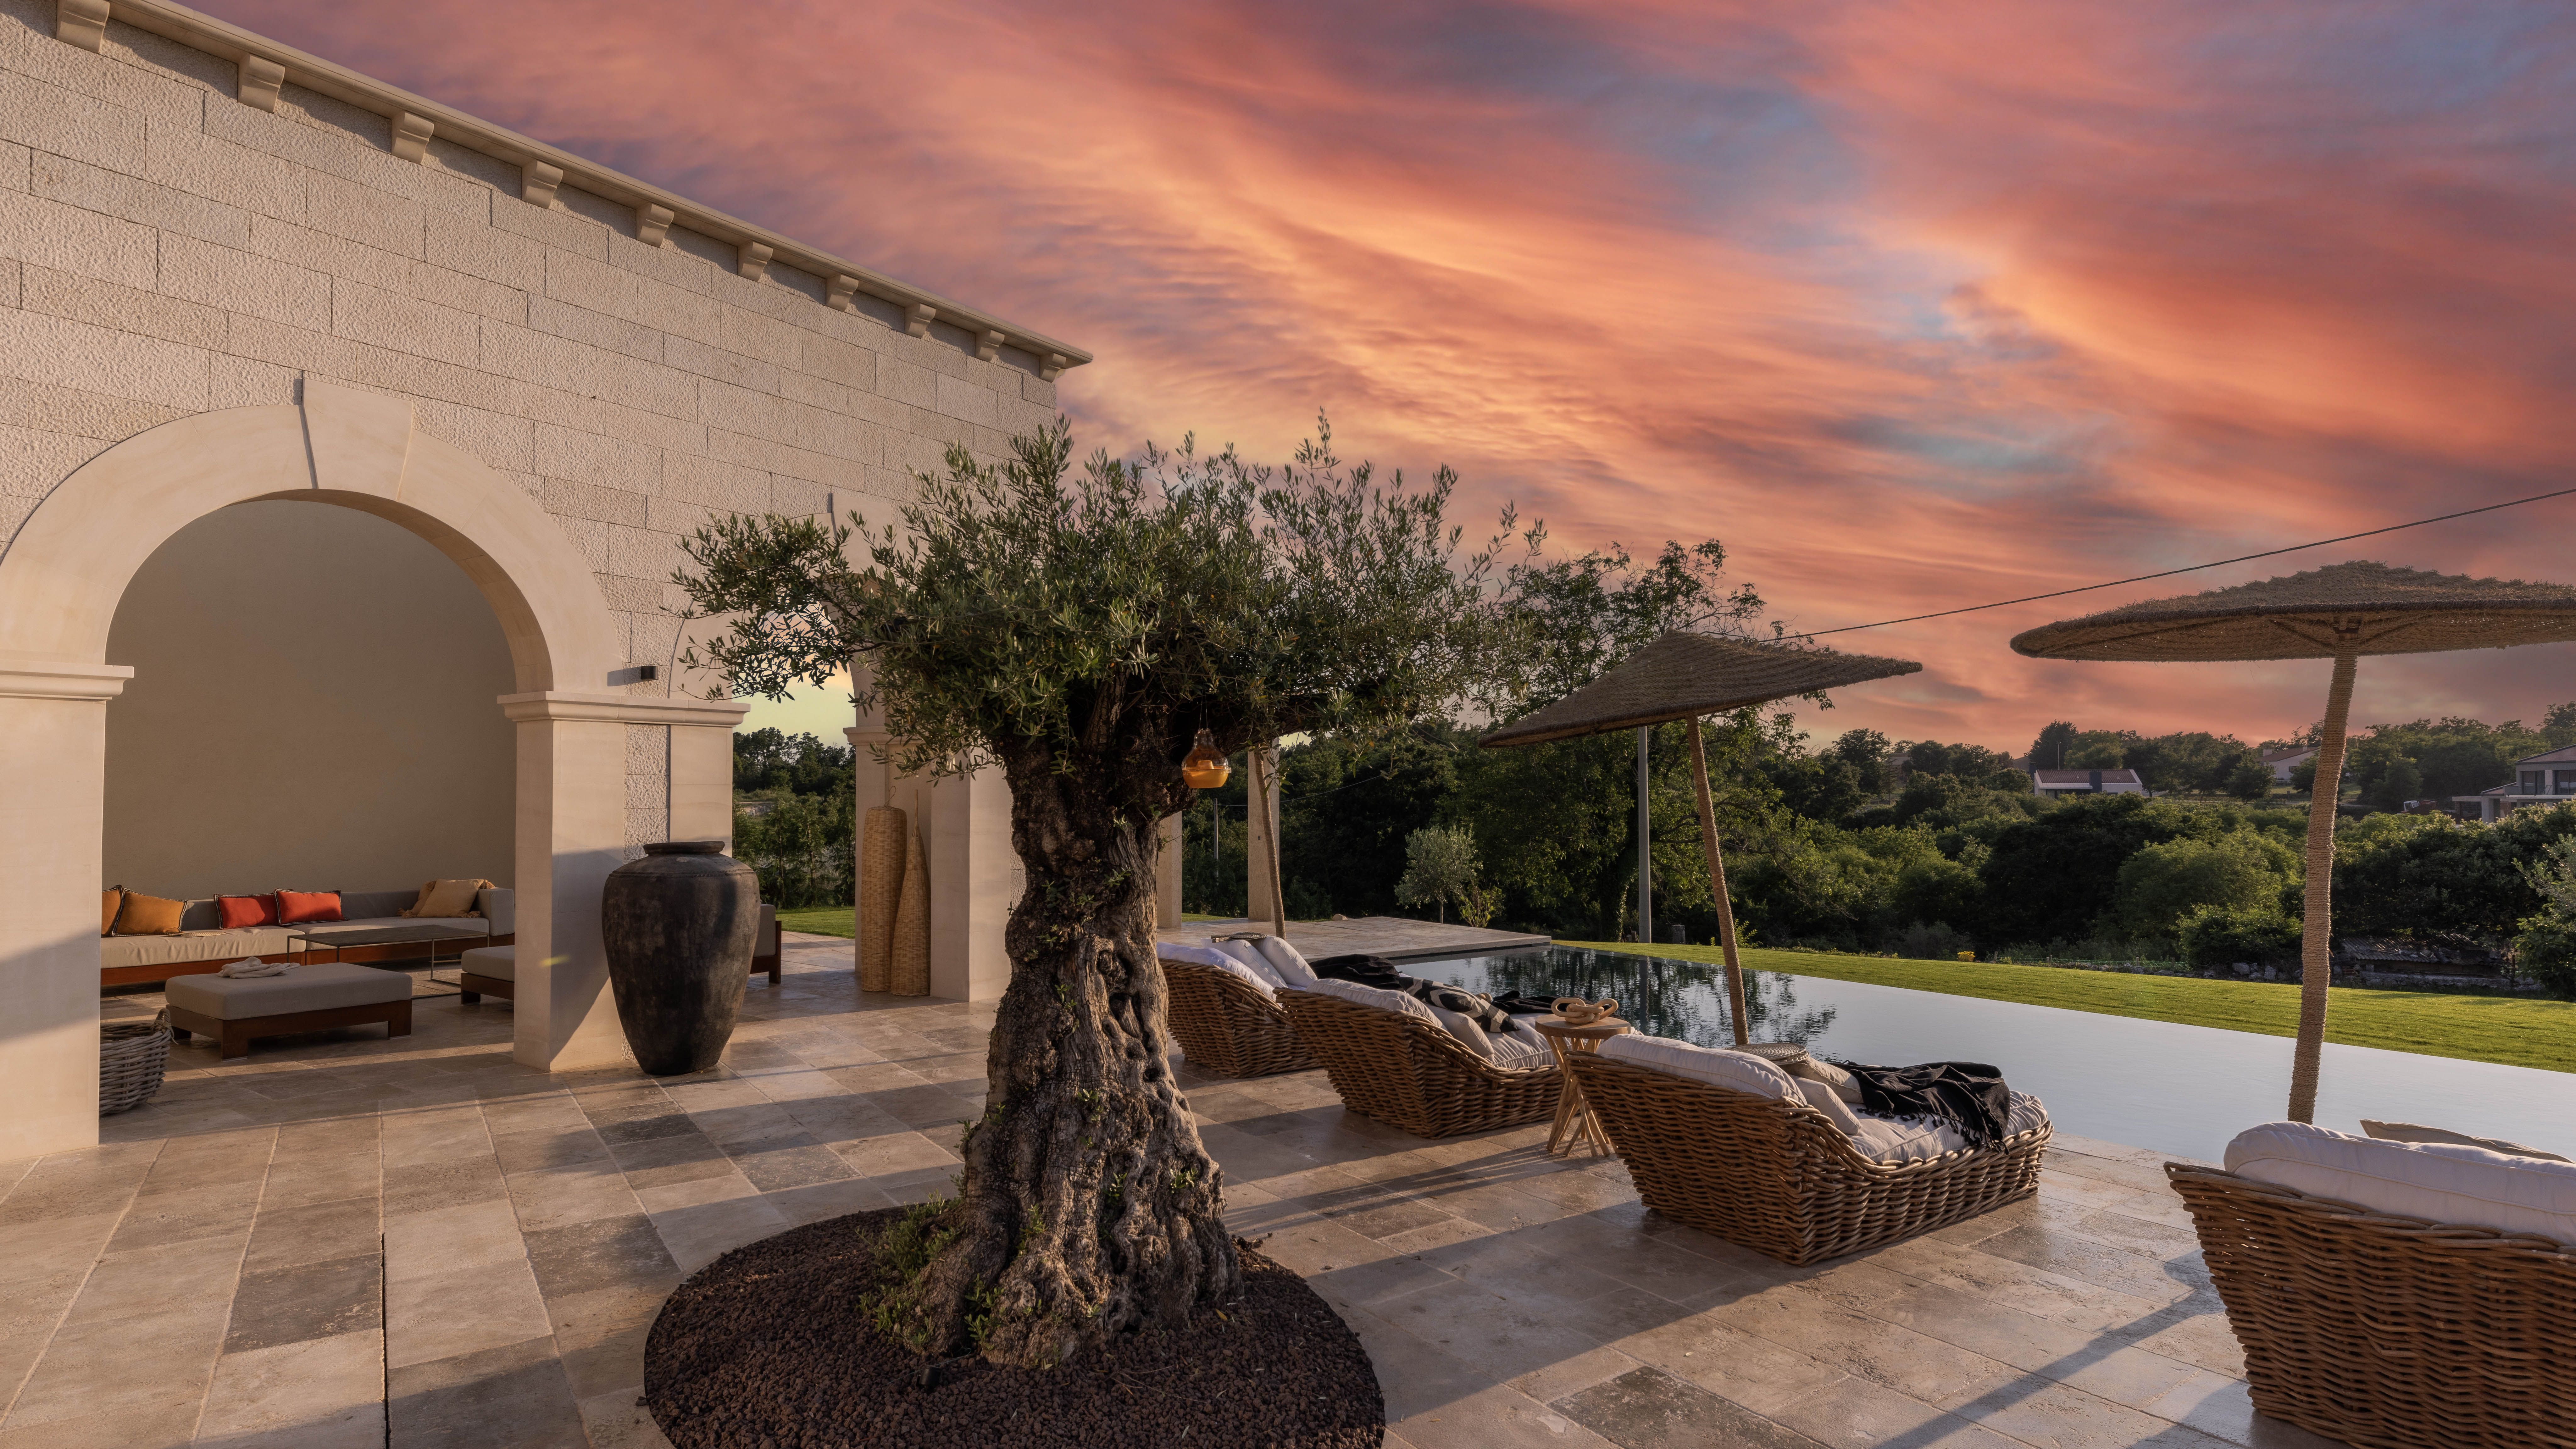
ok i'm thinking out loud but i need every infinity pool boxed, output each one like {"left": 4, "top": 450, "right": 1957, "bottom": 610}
{"left": 1426, "top": 946, "right": 2576, "bottom": 1164}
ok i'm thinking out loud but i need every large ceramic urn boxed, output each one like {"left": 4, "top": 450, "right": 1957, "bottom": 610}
{"left": 602, "top": 840, "right": 759, "bottom": 1076}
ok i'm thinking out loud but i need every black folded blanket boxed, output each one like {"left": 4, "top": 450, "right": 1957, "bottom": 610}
{"left": 1834, "top": 1060, "right": 2013, "bottom": 1147}
{"left": 1308, "top": 953, "right": 1556, "bottom": 1034}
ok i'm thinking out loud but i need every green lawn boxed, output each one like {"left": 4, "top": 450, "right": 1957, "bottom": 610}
{"left": 1565, "top": 941, "right": 2576, "bottom": 1075}
{"left": 777, "top": 907, "right": 856, "bottom": 938}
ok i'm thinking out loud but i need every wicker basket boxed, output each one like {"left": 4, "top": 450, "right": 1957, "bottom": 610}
{"left": 1277, "top": 990, "right": 1560, "bottom": 1138}
{"left": 100, "top": 1013, "right": 172, "bottom": 1115}
{"left": 1162, "top": 960, "right": 1315, "bottom": 1078}
{"left": 1567, "top": 1054, "right": 2050, "bottom": 1265}
{"left": 2167, "top": 1163, "right": 2576, "bottom": 1449}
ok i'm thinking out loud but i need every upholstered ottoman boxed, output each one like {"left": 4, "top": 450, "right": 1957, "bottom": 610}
{"left": 458, "top": 945, "right": 514, "bottom": 1004}
{"left": 165, "top": 963, "right": 413, "bottom": 1059}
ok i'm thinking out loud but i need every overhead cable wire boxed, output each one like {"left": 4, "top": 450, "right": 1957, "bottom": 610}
{"left": 1785, "top": 484, "right": 2576, "bottom": 639}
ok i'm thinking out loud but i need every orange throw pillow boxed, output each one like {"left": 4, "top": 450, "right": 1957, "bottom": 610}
{"left": 217, "top": 894, "right": 280, "bottom": 929}
{"left": 111, "top": 891, "right": 185, "bottom": 935}
{"left": 103, "top": 886, "right": 124, "bottom": 937}
{"left": 276, "top": 890, "right": 343, "bottom": 924}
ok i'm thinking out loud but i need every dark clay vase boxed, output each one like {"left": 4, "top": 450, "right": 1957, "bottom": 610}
{"left": 601, "top": 840, "right": 759, "bottom": 1076}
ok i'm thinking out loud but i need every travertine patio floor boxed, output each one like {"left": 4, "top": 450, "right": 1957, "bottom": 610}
{"left": 1, "top": 937, "right": 2341, "bottom": 1449}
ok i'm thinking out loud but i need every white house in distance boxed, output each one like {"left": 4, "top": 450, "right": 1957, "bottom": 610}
{"left": 2030, "top": 768, "right": 2148, "bottom": 798}
{"left": 2450, "top": 744, "right": 2576, "bottom": 821}
{"left": 2262, "top": 745, "right": 2317, "bottom": 782}
{"left": 0, "top": 0, "right": 1084, "bottom": 1161}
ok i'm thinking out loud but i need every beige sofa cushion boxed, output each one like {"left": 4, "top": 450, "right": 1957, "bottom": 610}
{"left": 166, "top": 961, "right": 411, "bottom": 1020}
{"left": 461, "top": 945, "right": 514, "bottom": 981}
{"left": 402, "top": 879, "right": 491, "bottom": 918}
{"left": 101, "top": 928, "right": 296, "bottom": 970}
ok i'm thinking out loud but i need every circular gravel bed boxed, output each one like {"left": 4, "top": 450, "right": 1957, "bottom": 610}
{"left": 645, "top": 1208, "right": 1383, "bottom": 1449}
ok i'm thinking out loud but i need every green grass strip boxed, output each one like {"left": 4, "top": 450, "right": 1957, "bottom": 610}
{"left": 1563, "top": 941, "right": 2576, "bottom": 1076}
{"left": 777, "top": 907, "right": 856, "bottom": 938}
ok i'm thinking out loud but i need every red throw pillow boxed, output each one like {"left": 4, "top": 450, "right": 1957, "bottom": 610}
{"left": 216, "top": 893, "right": 280, "bottom": 929}
{"left": 275, "top": 890, "right": 343, "bottom": 924}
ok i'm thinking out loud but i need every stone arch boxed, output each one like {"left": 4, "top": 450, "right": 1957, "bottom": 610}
{"left": 0, "top": 380, "right": 621, "bottom": 691}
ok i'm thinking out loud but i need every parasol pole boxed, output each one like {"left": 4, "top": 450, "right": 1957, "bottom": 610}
{"left": 1251, "top": 742, "right": 1288, "bottom": 938}
{"left": 2287, "top": 636, "right": 2359, "bottom": 1124}
{"left": 1687, "top": 718, "right": 1752, "bottom": 1046}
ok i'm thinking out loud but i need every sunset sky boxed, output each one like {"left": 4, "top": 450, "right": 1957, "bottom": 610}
{"left": 210, "top": 0, "right": 2576, "bottom": 754}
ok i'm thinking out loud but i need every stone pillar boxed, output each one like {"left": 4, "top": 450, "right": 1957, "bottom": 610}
{"left": 1246, "top": 743, "right": 1284, "bottom": 930}
{"left": 1156, "top": 814, "right": 1183, "bottom": 929}
{"left": 846, "top": 725, "right": 1017, "bottom": 1002}
{"left": 0, "top": 660, "right": 132, "bottom": 1161}
{"left": 500, "top": 691, "right": 746, "bottom": 1072}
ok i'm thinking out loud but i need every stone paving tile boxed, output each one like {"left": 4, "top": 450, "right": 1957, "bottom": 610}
{"left": 0, "top": 941, "right": 2329, "bottom": 1448}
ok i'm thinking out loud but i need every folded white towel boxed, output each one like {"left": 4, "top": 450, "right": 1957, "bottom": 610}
{"left": 217, "top": 958, "right": 295, "bottom": 978}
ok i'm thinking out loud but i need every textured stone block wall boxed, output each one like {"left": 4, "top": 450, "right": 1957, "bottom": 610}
{"left": 0, "top": 0, "right": 1063, "bottom": 848}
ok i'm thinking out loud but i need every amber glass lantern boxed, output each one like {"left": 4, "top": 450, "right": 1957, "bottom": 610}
{"left": 1181, "top": 730, "right": 1231, "bottom": 790}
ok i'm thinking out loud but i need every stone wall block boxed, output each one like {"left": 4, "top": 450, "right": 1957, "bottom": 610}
{"left": 794, "top": 328, "right": 876, "bottom": 392}
{"left": 660, "top": 452, "right": 769, "bottom": 514}
{"left": 526, "top": 295, "right": 659, "bottom": 363}
{"left": 767, "top": 475, "right": 830, "bottom": 519}
{"left": 606, "top": 228, "right": 715, "bottom": 296}
{"left": 875, "top": 353, "right": 936, "bottom": 411}
{"left": 332, "top": 278, "right": 479, "bottom": 367}
{"left": 0, "top": 419, "right": 100, "bottom": 499}
{"left": 932, "top": 372, "right": 1002, "bottom": 428}
{"left": 0, "top": 70, "right": 147, "bottom": 174}
{"left": 410, "top": 258, "right": 525, "bottom": 326}
{"left": 156, "top": 230, "right": 328, "bottom": 330}
{"left": 424, "top": 207, "right": 543, "bottom": 290}
{"left": 202, "top": 87, "right": 402, "bottom": 194}
{"left": 778, "top": 367, "right": 847, "bottom": 414}
{"left": 540, "top": 246, "right": 638, "bottom": 321}
{"left": 534, "top": 421, "right": 663, "bottom": 493}
{"left": 642, "top": 493, "right": 713, "bottom": 541}
{"left": 550, "top": 510, "right": 612, "bottom": 573}
{"left": 32, "top": 149, "right": 247, "bottom": 250}
{"left": 301, "top": 169, "right": 426, "bottom": 259}
{"left": 624, "top": 613, "right": 683, "bottom": 682}
{"left": 350, "top": 344, "right": 515, "bottom": 417}
{"left": 0, "top": 137, "right": 25, "bottom": 190}
{"left": 720, "top": 305, "right": 807, "bottom": 369}
{"left": 480, "top": 317, "right": 696, "bottom": 421}
{"left": 490, "top": 187, "right": 609, "bottom": 260}
{"left": 11, "top": 7, "right": 204, "bottom": 130}
{"left": 22, "top": 263, "right": 225, "bottom": 349}
{"left": 227, "top": 312, "right": 356, "bottom": 376}
{"left": 0, "top": 187, "right": 155, "bottom": 287}
{"left": 0, "top": 373, "right": 189, "bottom": 442}
{"left": 246, "top": 213, "right": 408, "bottom": 293}
{"left": 597, "top": 573, "right": 659, "bottom": 613}
{"left": 142, "top": 116, "right": 302, "bottom": 225}
{"left": 603, "top": 523, "right": 680, "bottom": 582}
{"left": 995, "top": 395, "right": 1056, "bottom": 439}
{"left": 1020, "top": 370, "right": 1058, "bottom": 408}
{"left": 666, "top": 334, "right": 778, "bottom": 397}
{"left": 204, "top": 351, "right": 296, "bottom": 410}
{"left": 539, "top": 475, "right": 648, "bottom": 528}
{"left": 0, "top": 306, "right": 207, "bottom": 410}
{"left": 408, "top": 394, "right": 534, "bottom": 474}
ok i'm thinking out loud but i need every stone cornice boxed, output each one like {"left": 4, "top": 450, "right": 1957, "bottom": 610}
{"left": 77, "top": 0, "right": 1093, "bottom": 374}
{"left": 0, "top": 657, "right": 133, "bottom": 701}
{"left": 499, "top": 691, "right": 751, "bottom": 727}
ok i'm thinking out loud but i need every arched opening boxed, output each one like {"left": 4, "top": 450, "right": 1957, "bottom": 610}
{"left": 100, "top": 499, "right": 517, "bottom": 987}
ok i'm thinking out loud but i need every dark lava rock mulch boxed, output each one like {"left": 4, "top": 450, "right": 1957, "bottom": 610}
{"left": 644, "top": 1207, "right": 1383, "bottom": 1449}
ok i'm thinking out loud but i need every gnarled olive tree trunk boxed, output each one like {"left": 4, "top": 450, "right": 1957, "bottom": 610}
{"left": 891, "top": 741, "right": 1236, "bottom": 1367}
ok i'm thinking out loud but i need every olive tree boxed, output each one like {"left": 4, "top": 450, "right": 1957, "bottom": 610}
{"left": 673, "top": 418, "right": 1504, "bottom": 1366}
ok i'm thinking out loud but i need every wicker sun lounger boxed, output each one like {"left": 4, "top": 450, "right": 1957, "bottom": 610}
{"left": 1278, "top": 989, "right": 1560, "bottom": 1137}
{"left": 1160, "top": 958, "right": 1316, "bottom": 1078}
{"left": 2168, "top": 1163, "right": 2576, "bottom": 1449}
{"left": 1567, "top": 1053, "right": 2051, "bottom": 1265}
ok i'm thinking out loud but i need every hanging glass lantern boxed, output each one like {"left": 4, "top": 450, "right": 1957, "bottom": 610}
{"left": 1181, "top": 730, "right": 1231, "bottom": 790}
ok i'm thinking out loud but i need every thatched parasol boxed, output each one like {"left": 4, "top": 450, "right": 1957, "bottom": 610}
{"left": 1484, "top": 632, "right": 1921, "bottom": 1045}
{"left": 2013, "top": 560, "right": 2576, "bottom": 1123}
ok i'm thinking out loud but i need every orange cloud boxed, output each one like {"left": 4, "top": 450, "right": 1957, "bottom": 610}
{"left": 204, "top": 0, "right": 2576, "bottom": 751}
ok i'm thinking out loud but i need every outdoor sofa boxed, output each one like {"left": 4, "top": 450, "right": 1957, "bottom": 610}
{"left": 1279, "top": 977, "right": 1561, "bottom": 1137}
{"left": 2170, "top": 1121, "right": 2576, "bottom": 1449}
{"left": 1569, "top": 1034, "right": 2052, "bottom": 1265}
{"left": 101, "top": 886, "right": 514, "bottom": 986}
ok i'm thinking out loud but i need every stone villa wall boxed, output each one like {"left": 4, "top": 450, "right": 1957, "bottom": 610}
{"left": 0, "top": 0, "right": 1067, "bottom": 847}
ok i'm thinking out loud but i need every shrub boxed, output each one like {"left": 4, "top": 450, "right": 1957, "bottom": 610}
{"left": 2111, "top": 832, "right": 2297, "bottom": 938}
{"left": 2177, "top": 904, "right": 2302, "bottom": 969}
{"left": 1894, "top": 921, "right": 1972, "bottom": 961}
{"left": 2512, "top": 914, "right": 2576, "bottom": 1001}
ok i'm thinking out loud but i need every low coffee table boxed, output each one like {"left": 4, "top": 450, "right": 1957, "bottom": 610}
{"left": 1533, "top": 1014, "right": 1630, "bottom": 1157}
{"left": 289, "top": 922, "right": 487, "bottom": 973}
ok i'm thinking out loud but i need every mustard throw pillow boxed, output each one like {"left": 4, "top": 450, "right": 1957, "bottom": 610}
{"left": 103, "top": 886, "right": 124, "bottom": 937}
{"left": 112, "top": 891, "right": 186, "bottom": 935}
{"left": 402, "top": 878, "right": 492, "bottom": 919}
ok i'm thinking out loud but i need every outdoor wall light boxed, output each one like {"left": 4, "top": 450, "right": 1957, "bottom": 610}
{"left": 1181, "top": 730, "right": 1231, "bottom": 790}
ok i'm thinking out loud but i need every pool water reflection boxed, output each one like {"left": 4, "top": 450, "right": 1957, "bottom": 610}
{"left": 1426, "top": 947, "right": 2576, "bottom": 1164}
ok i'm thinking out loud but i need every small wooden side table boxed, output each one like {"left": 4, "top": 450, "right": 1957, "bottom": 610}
{"left": 1533, "top": 1015, "right": 1629, "bottom": 1157}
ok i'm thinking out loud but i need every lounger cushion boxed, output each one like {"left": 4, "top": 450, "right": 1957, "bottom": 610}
{"left": 2226, "top": 1121, "right": 2576, "bottom": 1245}
{"left": 166, "top": 961, "right": 412, "bottom": 1020}
{"left": 1160, "top": 943, "right": 1277, "bottom": 1001}
{"left": 1796, "top": 1077, "right": 1865, "bottom": 1134}
{"left": 1249, "top": 936, "right": 1321, "bottom": 988}
{"left": 1211, "top": 940, "right": 1289, "bottom": 989}
{"left": 462, "top": 945, "right": 514, "bottom": 981}
{"left": 1300, "top": 976, "right": 1441, "bottom": 1025}
{"left": 1487, "top": 1032, "right": 1554, "bottom": 1071}
{"left": 2360, "top": 1119, "right": 2571, "bottom": 1164}
{"left": 1599, "top": 1032, "right": 1801, "bottom": 1100}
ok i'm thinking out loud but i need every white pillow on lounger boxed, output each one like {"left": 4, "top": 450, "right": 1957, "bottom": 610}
{"left": 1597, "top": 1032, "right": 1799, "bottom": 1100}
{"left": 1209, "top": 939, "right": 1288, "bottom": 989}
{"left": 1300, "top": 976, "right": 1438, "bottom": 1024}
{"left": 1250, "top": 935, "right": 1321, "bottom": 988}
{"left": 1157, "top": 943, "right": 1276, "bottom": 1002}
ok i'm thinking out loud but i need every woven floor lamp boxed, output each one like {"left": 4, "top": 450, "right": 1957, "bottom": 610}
{"left": 1482, "top": 631, "right": 1920, "bottom": 1046}
{"left": 2012, "top": 560, "right": 2576, "bottom": 1122}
